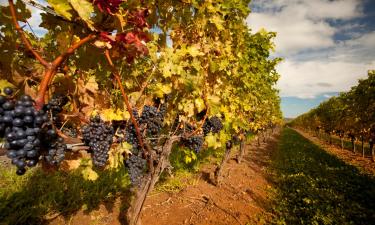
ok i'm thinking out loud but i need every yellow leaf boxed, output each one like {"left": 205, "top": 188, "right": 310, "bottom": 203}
{"left": 187, "top": 45, "right": 204, "bottom": 57}
{"left": 195, "top": 98, "right": 206, "bottom": 113}
{"left": 101, "top": 108, "right": 127, "bottom": 121}
{"left": 81, "top": 166, "right": 99, "bottom": 181}
{"left": 108, "top": 142, "right": 132, "bottom": 169}
{"left": 205, "top": 134, "right": 221, "bottom": 149}
{"left": 0, "top": 79, "right": 15, "bottom": 91}
{"left": 154, "top": 83, "right": 172, "bottom": 98}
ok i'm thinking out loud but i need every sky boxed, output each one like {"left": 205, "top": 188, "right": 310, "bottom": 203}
{"left": 1, "top": 0, "right": 374, "bottom": 118}
{"left": 247, "top": 0, "right": 375, "bottom": 118}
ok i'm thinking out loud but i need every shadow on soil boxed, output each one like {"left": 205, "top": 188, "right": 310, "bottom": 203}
{"left": 0, "top": 164, "right": 132, "bottom": 225}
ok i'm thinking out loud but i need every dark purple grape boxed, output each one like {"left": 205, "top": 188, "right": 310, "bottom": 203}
{"left": 6, "top": 132, "right": 16, "bottom": 141}
{"left": 16, "top": 159, "right": 26, "bottom": 168}
{"left": 25, "top": 128, "right": 35, "bottom": 136}
{"left": 7, "top": 150, "right": 17, "bottom": 158}
{"left": 17, "top": 149, "right": 27, "bottom": 157}
{"left": 3, "top": 87, "right": 13, "bottom": 96}
{"left": 16, "top": 168, "right": 26, "bottom": 175}
{"left": 27, "top": 150, "right": 37, "bottom": 158}
{"left": 13, "top": 118, "right": 23, "bottom": 127}
{"left": 14, "top": 106, "right": 25, "bottom": 116}
{"left": 2, "top": 115, "right": 13, "bottom": 124}
{"left": 24, "top": 107, "right": 34, "bottom": 115}
{"left": 20, "top": 95, "right": 32, "bottom": 102}
{"left": 27, "top": 159, "right": 38, "bottom": 167}
{"left": 16, "top": 130, "right": 26, "bottom": 139}
{"left": 0, "top": 95, "right": 6, "bottom": 104}
{"left": 34, "top": 116, "right": 43, "bottom": 125}
{"left": 47, "top": 129, "right": 57, "bottom": 138}
{"left": 2, "top": 101, "right": 14, "bottom": 110}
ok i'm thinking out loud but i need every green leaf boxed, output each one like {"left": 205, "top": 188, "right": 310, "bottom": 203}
{"left": 68, "top": 0, "right": 96, "bottom": 31}
{"left": 47, "top": 0, "right": 74, "bottom": 21}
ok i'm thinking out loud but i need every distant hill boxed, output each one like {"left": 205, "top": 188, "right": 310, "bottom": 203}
{"left": 284, "top": 118, "right": 294, "bottom": 123}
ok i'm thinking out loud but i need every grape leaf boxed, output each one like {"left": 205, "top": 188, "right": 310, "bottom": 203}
{"left": 46, "top": 0, "right": 74, "bottom": 21}
{"left": 195, "top": 98, "right": 206, "bottom": 113}
{"left": 68, "top": 0, "right": 96, "bottom": 31}
{"left": 81, "top": 166, "right": 99, "bottom": 181}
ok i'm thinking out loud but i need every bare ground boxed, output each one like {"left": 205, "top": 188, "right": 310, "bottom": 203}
{"left": 295, "top": 128, "right": 375, "bottom": 176}
{"left": 140, "top": 131, "right": 280, "bottom": 225}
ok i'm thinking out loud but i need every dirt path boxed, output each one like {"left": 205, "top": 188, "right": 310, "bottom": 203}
{"left": 294, "top": 128, "right": 375, "bottom": 176}
{"left": 140, "top": 131, "right": 280, "bottom": 225}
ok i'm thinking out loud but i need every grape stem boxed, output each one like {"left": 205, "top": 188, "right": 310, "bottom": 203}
{"left": 104, "top": 49, "right": 151, "bottom": 158}
{"left": 8, "top": 0, "right": 96, "bottom": 110}
{"left": 186, "top": 97, "right": 209, "bottom": 138}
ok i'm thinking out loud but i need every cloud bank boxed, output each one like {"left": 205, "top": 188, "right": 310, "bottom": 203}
{"left": 247, "top": 0, "right": 374, "bottom": 99}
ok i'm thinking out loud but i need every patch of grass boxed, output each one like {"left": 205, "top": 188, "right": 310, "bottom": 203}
{"left": 0, "top": 165, "right": 131, "bottom": 225}
{"left": 155, "top": 170, "right": 198, "bottom": 193}
{"left": 271, "top": 128, "right": 375, "bottom": 225}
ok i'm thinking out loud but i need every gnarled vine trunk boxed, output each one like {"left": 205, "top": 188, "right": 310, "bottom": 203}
{"left": 340, "top": 137, "right": 344, "bottom": 150}
{"left": 213, "top": 145, "right": 232, "bottom": 186}
{"left": 361, "top": 136, "right": 365, "bottom": 158}
{"left": 126, "top": 136, "right": 180, "bottom": 225}
{"left": 236, "top": 140, "right": 246, "bottom": 164}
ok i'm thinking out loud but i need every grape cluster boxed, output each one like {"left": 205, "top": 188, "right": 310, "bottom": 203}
{"left": 140, "top": 105, "right": 165, "bottom": 141}
{"left": 203, "top": 116, "right": 223, "bottom": 135}
{"left": 124, "top": 110, "right": 141, "bottom": 151}
{"left": 42, "top": 124, "right": 67, "bottom": 165}
{"left": 182, "top": 136, "right": 204, "bottom": 153}
{"left": 125, "top": 153, "right": 146, "bottom": 186}
{"left": 61, "top": 127, "right": 78, "bottom": 138}
{"left": 44, "top": 94, "right": 68, "bottom": 126}
{"left": 0, "top": 87, "right": 66, "bottom": 175}
{"left": 82, "top": 115, "right": 114, "bottom": 167}
{"left": 122, "top": 105, "right": 166, "bottom": 185}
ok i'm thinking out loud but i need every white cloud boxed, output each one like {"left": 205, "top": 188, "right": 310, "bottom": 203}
{"left": 247, "top": 0, "right": 373, "bottom": 99}
{"left": 277, "top": 59, "right": 374, "bottom": 98}
{"left": 247, "top": 0, "right": 362, "bottom": 54}
{"left": 248, "top": 12, "right": 335, "bottom": 53}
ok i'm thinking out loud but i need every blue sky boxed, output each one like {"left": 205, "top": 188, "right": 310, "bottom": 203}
{"left": 247, "top": 0, "right": 375, "bottom": 118}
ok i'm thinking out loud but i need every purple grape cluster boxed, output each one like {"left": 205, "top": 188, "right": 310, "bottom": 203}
{"left": 125, "top": 153, "right": 146, "bottom": 186}
{"left": 82, "top": 115, "right": 114, "bottom": 167}
{"left": 0, "top": 87, "right": 66, "bottom": 175}
{"left": 182, "top": 135, "right": 204, "bottom": 153}
{"left": 203, "top": 116, "right": 223, "bottom": 135}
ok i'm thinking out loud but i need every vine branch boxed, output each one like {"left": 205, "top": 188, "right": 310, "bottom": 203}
{"left": 9, "top": 0, "right": 96, "bottom": 110}
{"left": 104, "top": 49, "right": 150, "bottom": 156}
{"left": 9, "top": 0, "right": 49, "bottom": 67}
{"left": 35, "top": 34, "right": 96, "bottom": 109}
